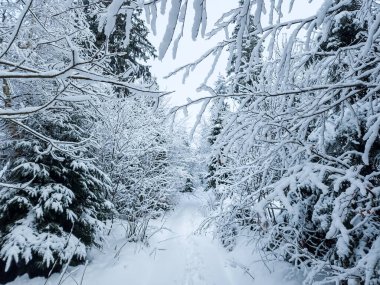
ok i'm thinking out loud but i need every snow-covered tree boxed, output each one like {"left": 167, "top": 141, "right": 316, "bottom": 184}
{"left": 0, "top": 0, "right": 163, "bottom": 144}
{"left": 137, "top": 0, "right": 380, "bottom": 283}
{"left": 0, "top": 100, "right": 112, "bottom": 282}
{"left": 87, "top": 0, "right": 157, "bottom": 90}
{"left": 0, "top": 0, "right": 160, "bottom": 281}
{"left": 1, "top": 0, "right": 378, "bottom": 284}
{"left": 95, "top": 96, "right": 190, "bottom": 241}
{"left": 205, "top": 77, "right": 229, "bottom": 190}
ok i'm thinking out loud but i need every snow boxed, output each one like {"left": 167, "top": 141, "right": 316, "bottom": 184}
{"left": 7, "top": 191, "right": 302, "bottom": 285}
{"left": 363, "top": 114, "right": 380, "bottom": 165}
{"left": 159, "top": 0, "right": 182, "bottom": 60}
{"left": 101, "top": 0, "right": 124, "bottom": 38}
{"left": 191, "top": 0, "right": 206, "bottom": 41}
{"left": 1, "top": 0, "right": 379, "bottom": 284}
{"left": 123, "top": 8, "right": 133, "bottom": 48}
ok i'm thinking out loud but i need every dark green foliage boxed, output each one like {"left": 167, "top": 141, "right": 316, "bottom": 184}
{"left": 86, "top": 1, "right": 156, "bottom": 83}
{"left": 205, "top": 91, "right": 229, "bottom": 190}
{"left": 182, "top": 178, "right": 194, "bottom": 193}
{"left": 0, "top": 105, "right": 112, "bottom": 282}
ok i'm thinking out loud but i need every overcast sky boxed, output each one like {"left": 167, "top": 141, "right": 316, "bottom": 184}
{"left": 147, "top": 0, "right": 323, "bottom": 127}
{"left": 148, "top": 0, "right": 237, "bottom": 113}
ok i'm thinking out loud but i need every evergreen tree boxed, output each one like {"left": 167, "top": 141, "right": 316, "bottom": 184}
{"left": 0, "top": 103, "right": 112, "bottom": 282}
{"left": 182, "top": 178, "right": 195, "bottom": 193}
{"left": 205, "top": 76, "right": 229, "bottom": 190}
{"left": 228, "top": 13, "right": 260, "bottom": 94}
{"left": 0, "top": 1, "right": 116, "bottom": 281}
{"left": 85, "top": 0, "right": 157, "bottom": 92}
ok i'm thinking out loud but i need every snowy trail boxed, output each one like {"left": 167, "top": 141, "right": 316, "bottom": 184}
{"left": 141, "top": 195, "right": 238, "bottom": 285}
{"left": 9, "top": 193, "right": 302, "bottom": 285}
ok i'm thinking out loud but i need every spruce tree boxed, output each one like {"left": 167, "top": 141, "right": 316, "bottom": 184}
{"left": 0, "top": 102, "right": 112, "bottom": 282}
{"left": 206, "top": 76, "right": 229, "bottom": 190}
{"left": 228, "top": 13, "right": 260, "bottom": 94}
{"left": 85, "top": 0, "right": 157, "bottom": 91}
{"left": 183, "top": 178, "right": 195, "bottom": 193}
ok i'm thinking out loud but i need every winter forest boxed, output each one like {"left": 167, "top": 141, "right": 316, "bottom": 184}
{"left": 0, "top": 0, "right": 379, "bottom": 284}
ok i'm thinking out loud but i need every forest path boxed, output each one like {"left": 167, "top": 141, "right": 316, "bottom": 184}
{"left": 71, "top": 192, "right": 256, "bottom": 285}
{"left": 10, "top": 192, "right": 301, "bottom": 285}
{"left": 140, "top": 193, "right": 239, "bottom": 285}
{"left": 97, "top": 191, "right": 300, "bottom": 285}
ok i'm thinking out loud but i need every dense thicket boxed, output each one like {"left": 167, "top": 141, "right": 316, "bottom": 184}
{"left": 205, "top": 1, "right": 380, "bottom": 284}
{"left": 1, "top": 0, "right": 379, "bottom": 284}
{"left": 95, "top": 96, "right": 193, "bottom": 241}
{"left": 141, "top": 0, "right": 380, "bottom": 284}
{"left": 0, "top": 0, "right": 168, "bottom": 282}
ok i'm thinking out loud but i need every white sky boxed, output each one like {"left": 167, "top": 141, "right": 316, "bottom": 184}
{"left": 147, "top": 0, "right": 238, "bottom": 129}
{"left": 147, "top": 0, "right": 323, "bottom": 127}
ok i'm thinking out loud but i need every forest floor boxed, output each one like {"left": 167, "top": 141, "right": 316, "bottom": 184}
{"left": 9, "top": 191, "right": 303, "bottom": 285}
